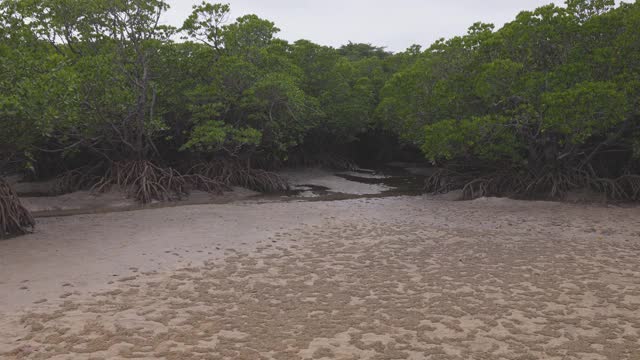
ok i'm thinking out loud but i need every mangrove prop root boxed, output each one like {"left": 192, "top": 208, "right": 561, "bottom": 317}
{"left": 615, "top": 175, "right": 640, "bottom": 200}
{"left": 425, "top": 168, "right": 477, "bottom": 194}
{"left": 0, "top": 178, "right": 35, "bottom": 238}
{"left": 92, "top": 160, "right": 227, "bottom": 204}
{"left": 182, "top": 174, "right": 230, "bottom": 195}
{"left": 54, "top": 163, "right": 106, "bottom": 194}
{"left": 189, "top": 160, "right": 290, "bottom": 193}
{"left": 427, "top": 167, "right": 640, "bottom": 201}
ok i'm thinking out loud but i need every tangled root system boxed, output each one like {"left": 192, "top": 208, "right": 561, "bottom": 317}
{"left": 615, "top": 175, "right": 640, "bottom": 200}
{"left": 521, "top": 169, "right": 640, "bottom": 201}
{"left": 590, "top": 174, "right": 640, "bottom": 201}
{"left": 425, "top": 168, "right": 478, "bottom": 195}
{"left": 189, "top": 160, "right": 290, "bottom": 193}
{"left": 238, "top": 168, "right": 290, "bottom": 193}
{"left": 54, "top": 163, "right": 106, "bottom": 195}
{"left": 92, "top": 161, "right": 227, "bottom": 204}
{"left": 426, "top": 166, "right": 640, "bottom": 201}
{"left": 92, "top": 161, "right": 188, "bottom": 203}
{"left": 461, "top": 173, "right": 527, "bottom": 200}
{"left": 182, "top": 174, "right": 230, "bottom": 195}
{"left": 0, "top": 178, "right": 35, "bottom": 238}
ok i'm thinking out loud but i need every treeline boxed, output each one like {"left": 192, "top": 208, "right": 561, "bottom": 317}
{"left": 0, "top": 1, "right": 400, "bottom": 171}
{"left": 381, "top": 0, "right": 640, "bottom": 199}
{"left": 1, "top": 0, "right": 639, "bottom": 236}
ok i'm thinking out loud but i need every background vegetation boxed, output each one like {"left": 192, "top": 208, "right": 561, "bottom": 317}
{"left": 1, "top": 0, "right": 639, "bottom": 236}
{"left": 381, "top": 0, "right": 640, "bottom": 200}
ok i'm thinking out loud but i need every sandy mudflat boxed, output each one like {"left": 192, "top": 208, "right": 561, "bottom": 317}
{"left": 1, "top": 196, "right": 640, "bottom": 359}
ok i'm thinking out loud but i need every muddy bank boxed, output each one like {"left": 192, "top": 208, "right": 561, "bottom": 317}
{"left": 17, "top": 166, "right": 428, "bottom": 217}
{"left": 12, "top": 164, "right": 621, "bottom": 218}
{"left": 22, "top": 187, "right": 261, "bottom": 218}
{"left": 1, "top": 195, "right": 639, "bottom": 359}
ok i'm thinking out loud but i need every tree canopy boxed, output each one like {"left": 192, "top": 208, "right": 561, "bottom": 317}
{"left": 379, "top": 0, "right": 640, "bottom": 199}
{"left": 0, "top": 0, "right": 638, "bottom": 209}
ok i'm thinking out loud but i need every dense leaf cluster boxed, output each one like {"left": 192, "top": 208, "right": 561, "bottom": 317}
{"left": 0, "top": 0, "right": 395, "bottom": 171}
{"left": 1, "top": 0, "right": 638, "bottom": 199}
{"left": 380, "top": 0, "right": 640, "bottom": 196}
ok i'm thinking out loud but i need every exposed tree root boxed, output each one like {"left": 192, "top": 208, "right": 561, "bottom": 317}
{"left": 604, "top": 175, "right": 640, "bottom": 201}
{"left": 426, "top": 167, "right": 640, "bottom": 201}
{"left": 189, "top": 160, "right": 290, "bottom": 193}
{"left": 240, "top": 168, "right": 290, "bottom": 193}
{"left": 617, "top": 175, "right": 640, "bottom": 200}
{"left": 92, "top": 161, "right": 227, "bottom": 204}
{"left": 182, "top": 174, "right": 230, "bottom": 195}
{"left": 523, "top": 169, "right": 640, "bottom": 200}
{"left": 0, "top": 178, "right": 35, "bottom": 238}
{"left": 520, "top": 169, "right": 584, "bottom": 198}
{"left": 54, "top": 163, "right": 106, "bottom": 195}
{"left": 92, "top": 161, "right": 187, "bottom": 203}
{"left": 461, "top": 173, "right": 527, "bottom": 200}
{"left": 425, "top": 168, "right": 478, "bottom": 195}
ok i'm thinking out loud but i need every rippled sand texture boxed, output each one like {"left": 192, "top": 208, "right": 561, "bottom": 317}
{"left": 2, "top": 197, "right": 640, "bottom": 359}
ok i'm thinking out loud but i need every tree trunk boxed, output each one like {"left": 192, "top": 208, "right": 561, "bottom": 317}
{"left": 0, "top": 177, "right": 35, "bottom": 238}
{"left": 134, "top": 58, "right": 150, "bottom": 160}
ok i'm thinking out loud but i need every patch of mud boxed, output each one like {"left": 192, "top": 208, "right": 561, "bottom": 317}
{"left": 6, "top": 176, "right": 59, "bottom": 197}
{"left": 22, "top": 187, "right": 260, "bottom": 218}
{"left": 17, "top": 167, "right": 425, "bottom": 218}
{"left": 21, "top": 189, "right": 135, "bottom": 213}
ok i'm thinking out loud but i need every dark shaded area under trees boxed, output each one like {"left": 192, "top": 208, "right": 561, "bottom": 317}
{"left": 1, "top": 0, "right": 639, "bottom": 236}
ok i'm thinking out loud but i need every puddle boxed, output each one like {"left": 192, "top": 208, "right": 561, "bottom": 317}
{"left": 284, "top": 184, "right": 332, "bottom": 197}
{"left": 262, "top": 166, "right": 428, "bottom": 202}
{"left": 336, "top": 167, "right": 426, "bottom": 195}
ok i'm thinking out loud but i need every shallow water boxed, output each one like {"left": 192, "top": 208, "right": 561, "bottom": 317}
{"left": 25, "top": 166, "right": 430, "bottom": 218}
{"left": 267, "top": 165, "right": 428, "bottom": 201}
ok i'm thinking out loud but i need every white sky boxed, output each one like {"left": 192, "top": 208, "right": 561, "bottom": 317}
{"left": 162, "top": 1, "right": 576, "bottom": 52}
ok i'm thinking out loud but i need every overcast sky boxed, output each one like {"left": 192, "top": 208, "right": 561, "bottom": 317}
{"left": 163, "top": 0, "right": 565, "bottom": 52}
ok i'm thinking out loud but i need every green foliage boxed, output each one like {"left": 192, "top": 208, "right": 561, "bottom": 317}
{"left": 422, "top": 116, "right": 522, "bottom": 163}
{"left": 566, "top": 0, "right": 615, "bottom": 22}
{"left": 379, "top": 0, "right": 640, "bottom": 183}
{"left": 1, "top": 0, "right": 638, "bottom": 197}
{"left": 181, "top": 2, "right": 230, "bottom": 49}
{"left": 474, "top": 59, "right": 524, "bottom": 103}
{"left": 181, "top": 120, "right": 261, "bottom": 153}
{"left": 541, "top": 81, "right": 627, "bottom": 143}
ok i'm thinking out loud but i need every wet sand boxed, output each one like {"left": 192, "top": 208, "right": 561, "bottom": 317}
{"left": 1, "top": 196, "right": 640, "bottom": 359}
